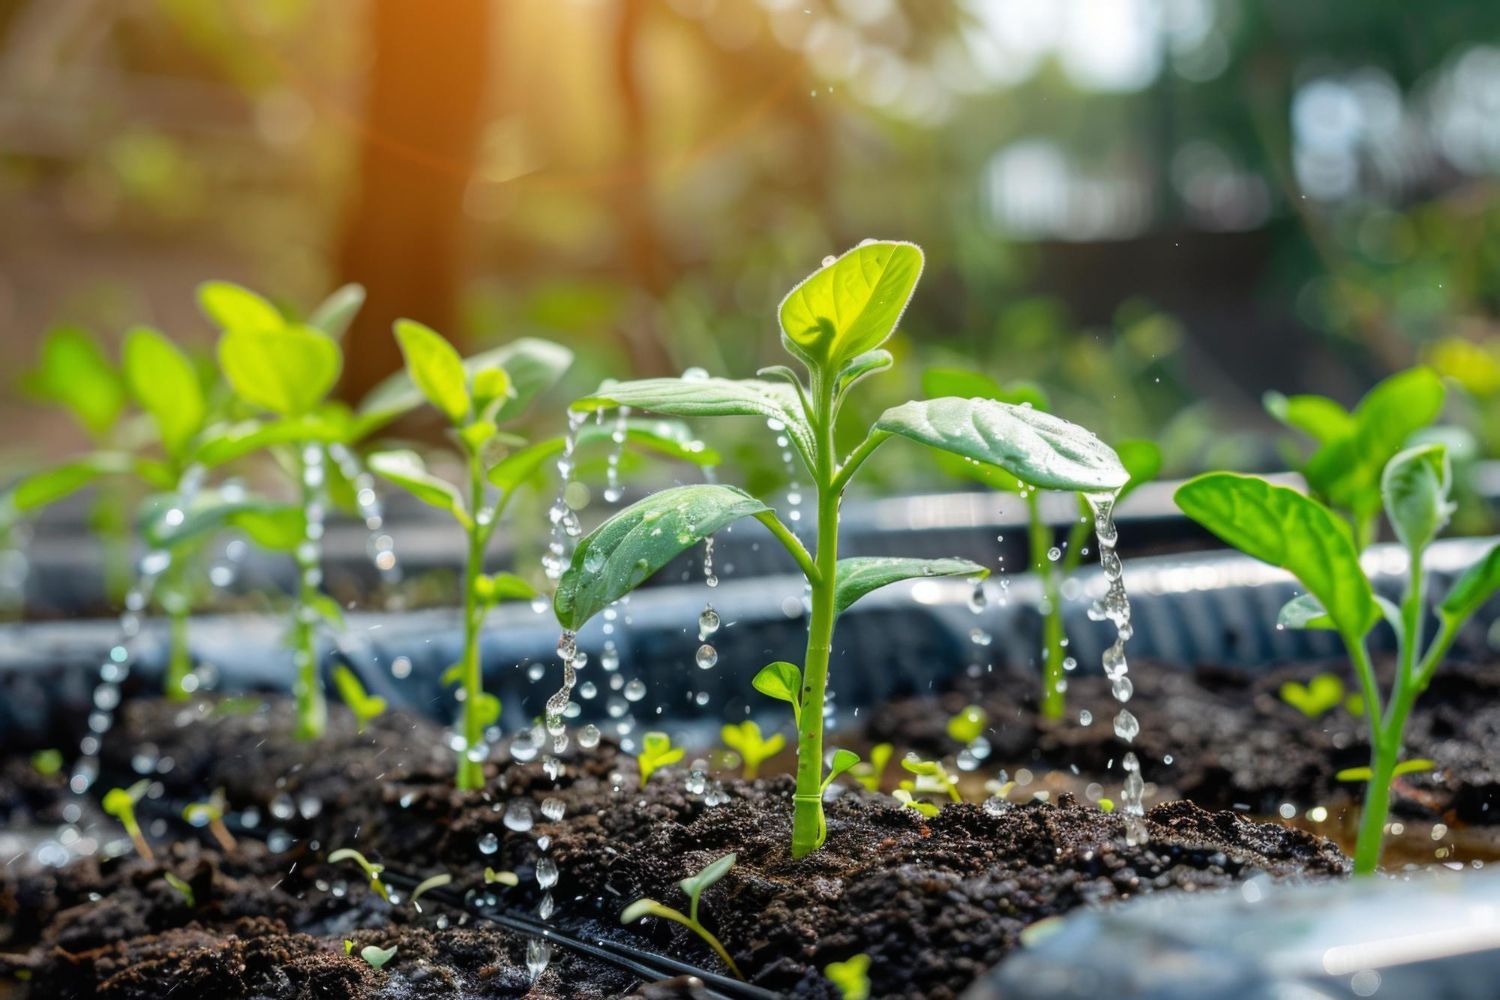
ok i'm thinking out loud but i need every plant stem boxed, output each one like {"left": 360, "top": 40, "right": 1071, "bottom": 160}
{"left": 457, "top": 451, "right": 488, "bottom": 790}
{"left": 292, "top": 444, "right": 325, "bottom": 741}
{"left": 165, "top": 597, "right": 192, "bottom": 702}
{"left": 1353, "top": 736, "right": 1397, "bottom": 874}
{"left": 791, "top": 375, "right": 839, "bottom": 859}
{"left": 1029, "top": 492, "right": 1066, "bottom": 720}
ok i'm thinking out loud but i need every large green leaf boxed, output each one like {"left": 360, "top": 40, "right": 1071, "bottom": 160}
{"left": 554, "top": 485, "right": 769, "bottom": 630}
{"left": 778, "top": 241, "right": 924, "bottom": 371}
{"left": 874, "top": 397, "right": 1127, "bottom": 493}
{"left": 218, "top": 324, "right": 341, "bottom": 417}
{"left": 368, "top": 450, "right": 468, "bottom": 524}
{"left": 190, "top": 409, "right": 356, "bottom": 468}
{"left": 833, "top": 557, "right": 988, "bottom": 614}
{"left": 357, "top": 337, "right": 572, "bottom": 433}
{"left": 307, "top": 284, "right": 365, "bottom": 340}
{"left": 1439, "top": 542, "right": 1500, "bottom": 627}
{"left": 24, "top": 326, "right": 127, "bottom": 438}
{"left": 1381, "top": 443, "right": 1452, "bottom": 554}
{"left": 487, "top": 418, "right": 719, "bottom": 495}
{"left": 572, "top": 376, "right": 813, "bottom": 464}
{"left": 1175, "top": 473, "right": 1379, "bottom": 637}
{"left": 123, "top": 326, "right": 206, "bottom": 460}
{"left": 394, "top": 319, "right": 471, "bottom": 423}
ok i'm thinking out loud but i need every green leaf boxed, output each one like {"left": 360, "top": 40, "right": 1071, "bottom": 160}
{"left": 229, "top": 505, "right": 308, "bottom": 552}
{"left": 307, "top": 284, "right": 365, "bottom": 340}
{"left": 946, "top": 705, "right": 988, "bottom": 743}
{"left": 308, "top": 592, "right": 346, "bottom": 629}
{"left": 357, "top": 337, "right": 572, "bottom": 433}
{"left": 140, "top": 492, "right": 305, "bottom": 553}
{"left": 874, "top": 397, "right": 1128, "bottom": 493}
{"left": 197, "top": 281, "right": 284, "bottom": 333}
{"left": 833, "top": 557, "right": 987, "bottom": 615}
{"left": 472, "top": 367, "right": 513, "bottom": 412}
{"left": 1381, "top": 443, "right": 1453, "bottom": 554}
{"left": 1277, "top": 593, "right": 1337, "bottom": 631}
{"left": 1264, "top": 391, "right": 1354, "bottom": 444}
{"left": 4, "top": 453, "right": 134, "bottom": 515}
{"left": 836, "top": 349, "right": 894, "bottom": 396}
{"left": 553, "top": 485, "right": 770, "bottom": 630}
{"left": 825, "top": 953, "right": 871, "bottom": 1000}
{"left": 1336, "top": 759, "right": 1435, "bottom": 782}
{"left": 1438, "top": 542, "right": 1500, "bottom": 627}
{"left": 123, "top": 326, "right": 206, "bottom": 459}
{"left": 752, "top": 661, "right": 802, "bottom": 725}
{"left": 572, "top": 377, "right": 812, "bottom": 465}
{"left": 394, "top": 319, "right": 470, "bottom": 423}
{"left": 478, "top": 572, "right": 537, "bottom": 603}
{"left": 360, "top": 944, "right": 397, "bottom": 971}
{"left": 778, "top": 241, "right": 924, "bottom": 371}
{"left": 333, "top": 665, "right": 386, "bottom": 733}
{"left": 218, "top": 324, "right": 340, "bottom": 416}
{"left": 821, "top": 748, "right": 861, "bottom": 790}
{"left": 25, "top": 325, "right": 127, "bottom": 437}
{"left": 1115, "top": 438, "right": 1163, "bottom": 504}
{"left": 368, "top": 450, "right": 469, "bottom": 524}
{"left": 1175, "top": 473, "right": 1379, "bottom": 637}
{"left": 679, "top": 852, "right": 736, "bottom": 906}
{"left": 1278, "top": 674, "right": 1345, "bottom": 717}
{"left": 189, "top": 410, "right": 356, "bottom": 468}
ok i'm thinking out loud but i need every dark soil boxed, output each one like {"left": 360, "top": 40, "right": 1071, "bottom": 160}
{"left": 866, "top": 657, "right": 1500, "bottom": 833}
{"left": 4, "top": 697, "right": 1347, "bottom": 999}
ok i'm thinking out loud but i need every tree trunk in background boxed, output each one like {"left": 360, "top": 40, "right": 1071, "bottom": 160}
{"left": 335, "top": 0, "right": 491, "bottom": 402}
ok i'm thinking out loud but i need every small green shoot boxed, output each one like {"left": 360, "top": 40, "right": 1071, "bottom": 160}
{"left": 182, "top": 788, "right": 236, "bottom": 853}
{"left": 720, "top": 720, "right": 786, "bottom": 780}
{"left": 892, "top": 789, "right": 939, "bottom": 818}
{"left": 163, "top": 872, "right": 195, "bottom": 906}
{"left": 328, "top": 847, "right": 391, "bottom": 902}
{"left": 752, "top": 661, "right": 803, "bottom": 727}
{"left": 621, "top": 853, "right": 742, "bottom": 979}
{"left": 1098, "top": 798, "right": 1115, "bottom": 813}
{"left": 409, "top": 872, "right": 453, "bottom": 913}
{"left": 851, "top": 743, "right": 893, "bottom": 792}
{"left": 946, "top": 705, "right": 988, "bottom": 744}
{"left": 344, "top": 939, "right": 356, "bottom": 955}
{"left": 1336, "top": 759, "right": 1435, "bottom": 782}
{"left": 824, "top": 953, "right": 871, "bottom": 1000}
{"left": 637, "top": 731, "right": 685, "bottom": 788}
{"left": 484, "top": 867, "right": 519, "bottom": 886}
{"left": 1178, "top": 441, "right": 1500, "bottom": 873}
{"left": 102, "top": 780, "right": 153, "bottom": 861}
{"left": 333, "top": 665, "right": 388, "bottom": 734}
{"left": 360, "top": 944, "right": 397, "bottom": 970}
{"left": 30, "top": 749, "right": 63, "bottom": 777}
{"left": 1278, "top": 674, "right": 1346, "bottom": 718}
{"left": 900, "top": 753, "right": 961, "bottom": 804}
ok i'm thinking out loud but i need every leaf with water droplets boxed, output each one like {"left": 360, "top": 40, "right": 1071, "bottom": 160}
{"left": 832, "top": 557, "right": 988, "bottom": 615}
{"left": 874, "top": 397, "right": 1127, "bottom": 493}
{"left": 778, "top": 241, "right": 923, "bottom": 371}
{"left": 553, "top": 485, "right": 770, "bottom": 630}
{"left": 368, "top": 450, "right": 469, "bottom": 525}
{"left": 1176, "top": 473, "right": 1379, "bottom": 637}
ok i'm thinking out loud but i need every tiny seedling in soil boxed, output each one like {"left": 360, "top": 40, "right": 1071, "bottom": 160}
{"left": 554, "top": 241, "right": 1126, "bottom": 857}
{"left": 636, "top": 731, "right": 685, "bottom": 788}
{"left": 102, "top": 780, "right": 153, "bottom": 861}
{"left": 720, "top": 720, "right": 785, "bottom": 780}
{"left": 333, "top": 665, "right": 387, "bottom": 734}
{"left": 899, "top": 753, "right": 961, "bottom": 806}
{"left": 182, "top": 788, "right": 236, "bottom": 853}
{"left": 162, "top": 872, "right": 195, "bottom": 907}
{"left": 621, "top": 853, "right": 742, "bottom": 979}
{"left": 359, "top": 944, "right": 397, "bottom": 970}
{"left": 1178, "top": 441, "right": 1500, "bottom": 873}
{"left": 850, "top": 742, "right": 893, "bottom": 792}
{"left": 484, "top": 867, "right": 519, "bottom": 886}
{"left": 946, "top": 705, "right": 988, "bottom": 744}
{"left": 328, "top": 847, "right": 391, "bottom": 901}
{"left": 409, "top": 872, "right": 453, "bottom": 913}
{"left": 824, "top": 953, "right": 872, "bottom": 1000}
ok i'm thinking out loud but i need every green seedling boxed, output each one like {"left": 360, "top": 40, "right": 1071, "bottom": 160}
{"left": 368, "top": 320, "right": 713, "bottom": 788}
{"left": 892, "top": 789, "right": 939, "bottom": 818}
{"left": 182, "top": 788, "right": 236, "bottom": 853}
{"left": 360, "top": 944, "right": 397, "bottom": 970}
{"left": 824, "top": 953, "right": 872, "bottom": 1000}
{"left": 162, "top": 872, "right": 195, "bottom": 906}
{"left": 946, "top": 705, "right": 987, "bottom": 744}
{"left": 899, "top": 753, "right": 961, "bottom": 806}
{"left": 1265, "top": 366, "right": 1446, "bottom": 550}
{"left": 553, "top": 241, "right": 1126, "bottom": 858}
{"left": 621, "top": 853, "right": 742, "bottom": 979}
{"left": 333, "top": 665, "right": 387, "bottom": 734}
{"left": 409, "top": 872, "right": 453, "bottom": 913}
{"left": 851, "top": 743, "right": 893, "bottom": 792}
{"left": 328, "top": 847, "right": 391, "bottom": 901}
{"left": 102, "top": 780, "right": 153, "bottom": 861}
{"left": 30, "top": 749, "right": 62, "bottom": 777}
{"left": 484, "top": 867, "right": 519, "bottom": 886}
{"left": 720, "top": 720, "right": 785, "bottom": 780}
{"left": 1278, "top": 673, "right": 1346, "bottom": 718}
{"left": 1177, "top": 443, "right": 1500, "bottom": 873}
{"left": 1337, "top": 759, "right": 1434, "bottom": 783}
{"left": 921, "top": 368, "right": 1161, "bottom": 721}
{"left": 637, "top": 731, "right": 685, "bottom": 788}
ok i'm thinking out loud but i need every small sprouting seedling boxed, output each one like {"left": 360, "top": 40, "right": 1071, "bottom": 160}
{"left": 328, "top": 847, "right": 391, "bottom": 902}
{"left": 409, "top": 872, "right": 453, "bottom": 913}
{"left": 921, "top": 368, "right": 1162, "bottom": 722}
{"left": 102, "top": 780, "right": 153, "bottom": 861}
{"left": 30, "top": 749, "right": 62, "bottom": 777}
{"left": 1098, "top": 798, "right": 1116, "bottom": 813}
{"left": 720, "top": 720, "right": 786, "bottom": 780}
{"left": 1178, "top": 442, "right": 1500, "bottom": 873}
{"left": 851, "top": 743, "right": 893, "bottom": 792}
{"left": 1336, "top": 759, "right": 1434, "bottom": 783}
{"left": 1278, "top": 674, "right": 1346, "bottom": 718}
{"left": 824, "top": 953, "right": 871, "bottom": 1000}
{"left": 344, "top": 939, "right": 356, "bottom": 955}
{"left": 892, "top": 789, "right": 939, "bottom": 818}
{"left": 182, "top": 788, "right": 236, "bottom": 853}
{"left": 946, "top": 705, "right": 987, "bottom": 744}
{"left": 1265, "top": 367, "right": 1445, "bottom": 550}
{"left": 554, "top": 242, "right": 1126, "bottom": 858}
{"left": 621, "top": 853, "right": 742, "bottom": 979}
{"left": 637, "top": 731, "right": 685, "bottom": 788}
{"left": 899, "top": 754, "right": 961, "bottom": 806}
{"left": 333, "top": 665, "right": 388, "bottom": 734}
{"left": 484, "top": 867, "right": 519, "bottom": 886}
{"left": 360, "top": 944, "right": 397, "bottom": 971}
{"left": 163, "top": 872, "right": 195, "bottom": 907}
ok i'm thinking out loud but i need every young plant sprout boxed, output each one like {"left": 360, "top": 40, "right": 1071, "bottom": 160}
{"left": 824, "top": 953, "right": 872, "bottom": 1000}
{"left": 328, "top": 847, "right": 391, "bottom": 901}
{"left": 1177, "top": 443, "right": 1500, "bottom": 872}
{"left": 102, "top": 780, "right": 153, "bottom": 861}
{"left": 922, "top": 368, "right": 1161, "bottom": 720}
{"left": 1264, "top": 366, "right": 1445, "bottom": 550}
{"left": 892, "top": 789, "right": 939, "bottom": 818}
{"left": 946, "top": 705, "right": 987, "bottom": 744}
{"left": 851, "top": 743, "right": 893, "bottom": 793}
{"left": 1278, "top": 673, "right": 1348, "bottom": 718}
{"left": 30, "top": 749, "right": 62, "bottom": 777}
{"left": 484, "top": 867, "right": 519, "bottom": 886}
{"left": 553, "top": 242, "right": 1127, "bottom": 857}
{"left": 621, "top": 853, "right": 742, "bottom": 979}
{"left": 636, "top": 731, "right": 685, "bottom": 788}
{"left": 182, "top": 788, "right": 236, "bottom": 853}
{"left": 899, "top": 754, "right": 961, "bottom": 805}
{"left": 409, "top": 872, "right": 453, "bottom": 913}
{"left": 359, "top": 944, "right": 397, "bottom": 971}
{"left": 720, "top": 720, "right": 785, "bottom": 780}
{"left": 333, "top": 665, "right": 388, "bottom": 734}
{"left": 162, "top": 872, "right": 195, "bottom": 907}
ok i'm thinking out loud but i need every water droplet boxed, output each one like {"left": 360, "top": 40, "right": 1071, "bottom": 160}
{"left": 478, "top": 832, "right": 499, "bottom": 855}
{"left": 535, "top": 856, "right": 558, "bottom": 889}
{"left": 624, "top": 679, "right": 647, "bottom": 702}
{"left": 526, "top": 938, "right": 551, "bottom": 981}
{"left": 541, "top": 797, "right": 565, "bottom": 821}
{"left": 1113, "top": 710, "right": 1139, "bottom": 742}
{"left": 1046, "top": 546, "right": 1062, "bottom": 562}
{"left": 583, "top": 549, "right": 605, "bottom": 573}
{"left": 503, "top": 801, "right": 535, "bottom": 832}
{"left": 698, "top": 604, "right": 721, "bottom": 637}
{"left": 579, "top": 724, "right": 601, "bottom": 749}
{"left": 821, "top": 254, "right": 836, "bottom": 266}
{"left": 695, "top": 644, "right": 718, "bottom": 669}
{"left": 1079, "top": 709, "right": 1093, "bottom": 725}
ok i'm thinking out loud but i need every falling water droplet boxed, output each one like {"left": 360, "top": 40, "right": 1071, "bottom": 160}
{"left": 695, "top": 644, "right": 718, "bottom": 670}
{"left": 477, "top": 832, "right": 499, "bottom": 855}
{"left": 698, "top": 604, "right": 721, "bottom": 637}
